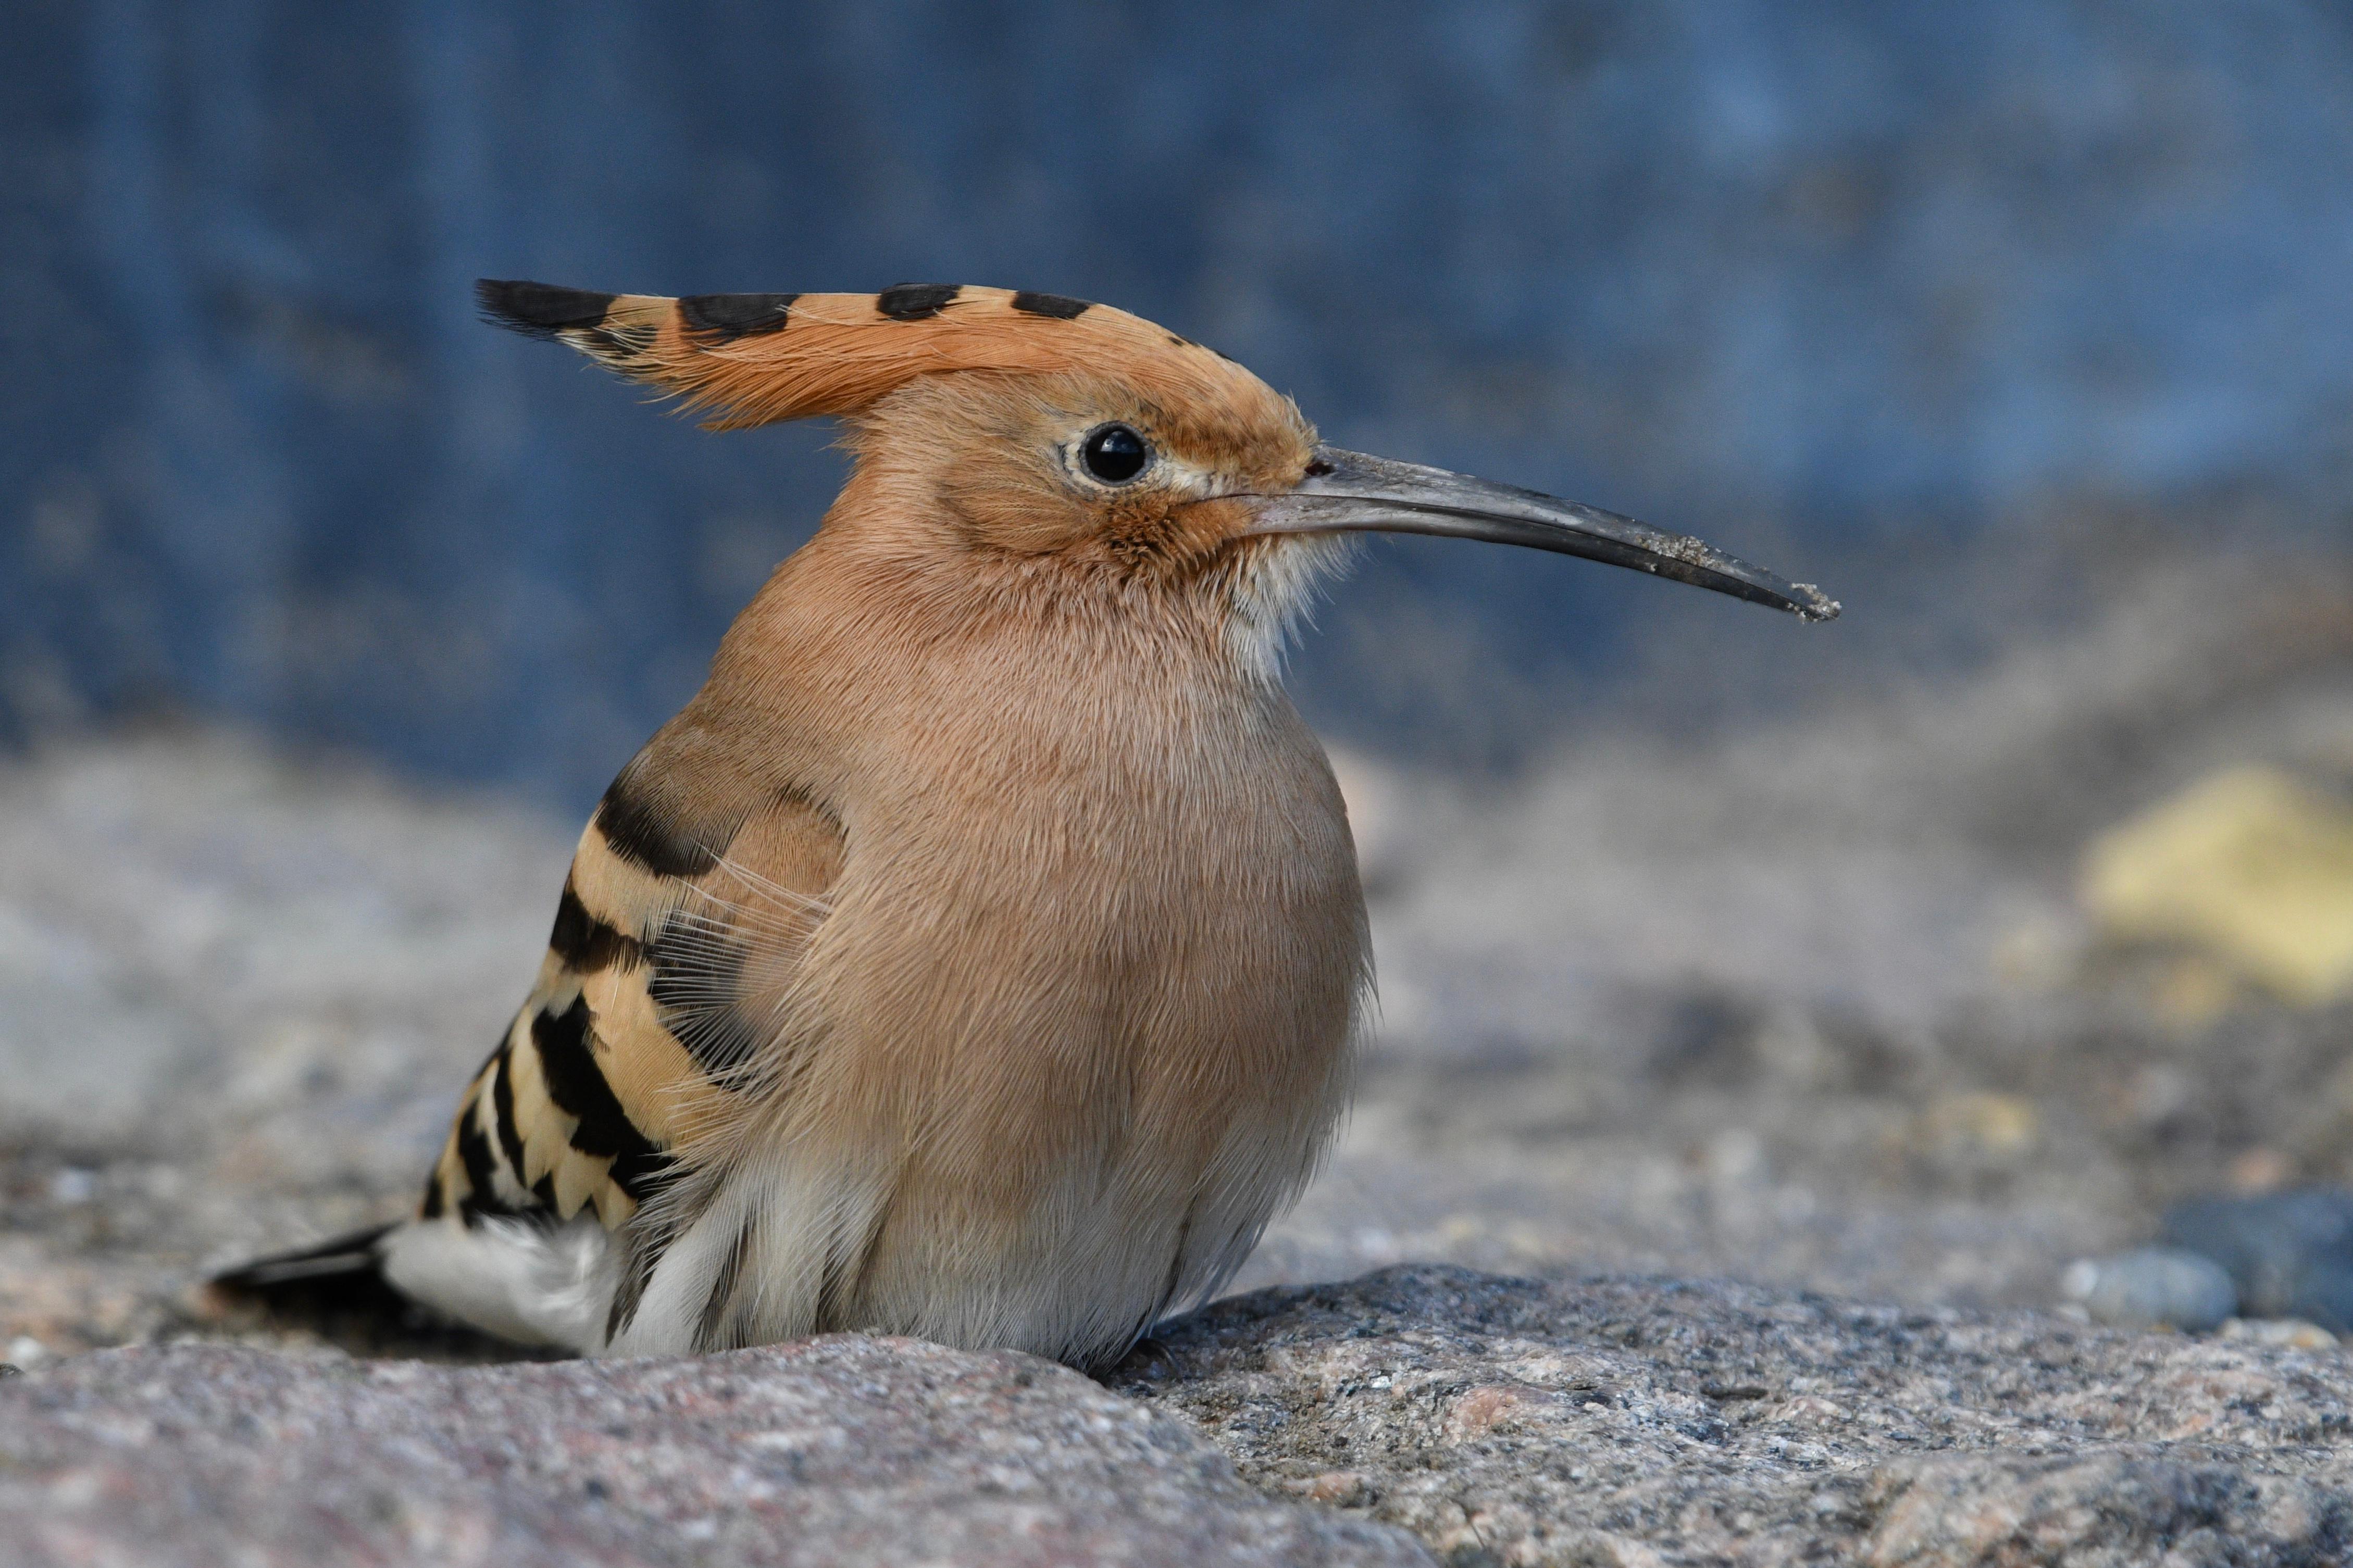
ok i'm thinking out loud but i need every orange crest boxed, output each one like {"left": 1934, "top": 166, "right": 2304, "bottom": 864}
{"left": 477, "top": 280, "right": 1271, "bottom": 431}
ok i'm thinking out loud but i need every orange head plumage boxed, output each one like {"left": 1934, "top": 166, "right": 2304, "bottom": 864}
{"left": 478, "top": 278, "right": 1838, "bottom": 623}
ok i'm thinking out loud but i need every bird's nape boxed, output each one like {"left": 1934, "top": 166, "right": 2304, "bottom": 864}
{"left": 1244, "top": 446, "right": 1840, "bottom": 622}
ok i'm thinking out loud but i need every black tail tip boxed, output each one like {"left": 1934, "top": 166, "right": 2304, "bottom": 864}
{"left": 209, "top": 1222, "right": 397, "bottom": 1295}
{"left": 476, "top": 279, "right": 619, "bottom": 340}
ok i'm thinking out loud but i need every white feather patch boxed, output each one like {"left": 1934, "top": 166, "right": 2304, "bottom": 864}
{"left": 381, "top": 1215, "right": 615, "bottom": 1351}
{"left": 1226, "top": 533, "right": 1355, "bottom": 684}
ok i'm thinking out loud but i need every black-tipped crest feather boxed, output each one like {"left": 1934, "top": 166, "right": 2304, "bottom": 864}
{"left": 477, "top": 279, "right": 617, "bottom": 340}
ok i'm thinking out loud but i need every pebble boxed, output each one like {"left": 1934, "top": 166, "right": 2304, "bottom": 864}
{"left": 48, "top": 1167, "right": 97, "bottom": 1205}
{"left": 1288, "top": 1471, "right": 1374, "bottom": 1507}
{"left": 2161, "top": 1187, "right": 2353, "bottom": 1332}
{"left": 2219, "top": 1317, "right": 2340, "bottom": 1350}
{"left": 2059, "top": 1247, "right": 2237, "bottom": 1332}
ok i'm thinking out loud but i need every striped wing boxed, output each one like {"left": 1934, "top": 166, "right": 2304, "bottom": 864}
{"left": 418, "top": 745, "right": 841, "bottom": 1334}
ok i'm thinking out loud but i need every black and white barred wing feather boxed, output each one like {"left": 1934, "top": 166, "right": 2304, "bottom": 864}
{"left": 219, "top": 754, "right": 840, "bottom": 1355}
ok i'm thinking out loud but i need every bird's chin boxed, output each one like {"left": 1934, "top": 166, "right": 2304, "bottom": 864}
{"left": 1220, "top": 530, "right": 1360, "bottom": 683}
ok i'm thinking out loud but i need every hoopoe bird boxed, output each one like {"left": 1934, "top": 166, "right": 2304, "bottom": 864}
{"left": 217, "top": 280, "right": 1835, "bottom": 1366}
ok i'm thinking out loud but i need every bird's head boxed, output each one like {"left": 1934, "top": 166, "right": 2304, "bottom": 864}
{"left": 480, "top": 280, "right": 1836, "bottom": 667}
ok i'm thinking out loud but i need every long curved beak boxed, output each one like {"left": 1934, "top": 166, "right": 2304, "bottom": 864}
{"left": 1246, "top": 446, "right": 1839, "bottom": 622}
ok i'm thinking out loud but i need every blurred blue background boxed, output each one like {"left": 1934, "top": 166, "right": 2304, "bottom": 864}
{"left": 7, "top": 0, "right": 2351, "bottom": 806}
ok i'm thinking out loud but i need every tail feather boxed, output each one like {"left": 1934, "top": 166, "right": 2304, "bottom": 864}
{"left": 210, "top": 1222, "right": 396, "bottom": 1294}
{"left": 212, "top": 1221, "right": 574, "bottom": 1359}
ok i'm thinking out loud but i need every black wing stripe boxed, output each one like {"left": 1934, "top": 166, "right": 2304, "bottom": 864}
{"left": 531, "top": 995, "right": 678, "bottom": 1203}
{"left": 550, "top": 881, "right": 642, "bottom": 973}
{"left": 490, "top": 1047, "right": 532, "bottom": 1184}
{"left": 454, "top": 1096, "right": 517, "bottom": 1224}
{"left": 594, "top": 766, "right": 734, "bottom": 879}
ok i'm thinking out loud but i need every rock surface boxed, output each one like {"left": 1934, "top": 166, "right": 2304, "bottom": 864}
{"left": 12, "top": 1263, "right": 2353, "bottom": 1567}
{"left": 0, "top": 1332, "right": 1430, "bottom": 1568}
{"left": 1117, "top": 1265, "right": 2353, "bottom": 1567}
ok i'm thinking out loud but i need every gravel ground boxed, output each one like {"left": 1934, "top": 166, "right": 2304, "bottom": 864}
{"left": 5, "top": 538, "right": 2353, "bottom": 1560}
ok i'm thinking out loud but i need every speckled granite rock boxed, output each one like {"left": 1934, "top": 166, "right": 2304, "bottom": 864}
{"left": 0, "top": 1333, "right": 1431, "bottom": 1568}
{"left": 1116, "top": 1265, "right": 2353, "bottom": 1567}
{"left": 14, "top": 1265, "right": 2353, "bottom": 1568}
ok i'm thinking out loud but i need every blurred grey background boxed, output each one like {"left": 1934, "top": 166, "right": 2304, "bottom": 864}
{"left": 11, "top": 0, "right": 2353, "bottom": 798}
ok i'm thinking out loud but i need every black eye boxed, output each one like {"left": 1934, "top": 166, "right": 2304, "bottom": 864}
{"left": 1079, "top": 423, "right": 1150, "bottom": 484}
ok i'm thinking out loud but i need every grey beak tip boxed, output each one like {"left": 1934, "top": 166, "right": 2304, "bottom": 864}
{"left": 1789, "top": 584, "right": 1842, "bottom": 623}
